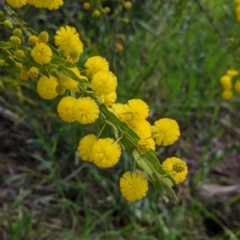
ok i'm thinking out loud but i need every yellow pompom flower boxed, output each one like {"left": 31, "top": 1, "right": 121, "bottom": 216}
{"left": 120, "top": 171, "right": 148, "bottom": 202}
{"left": 13, "top": 28, "right": 22, "bottom": 37}
{"left": 38, "top": 31, "right": 49, "bottom": 43}
{"left": 10, "top": 36, "right": 21, "bottom": 45}
{"left": 27, "top": 0, "right": 63, "bottom": 10}
{"left": 28, "top": 35, "right": 39, "bottom": 46}
{"left": 151, "top": 118, "right": 180, "bottom": 146}
{"left": 126, "top": 99, "right": 149, "bottom": 123}
{"left": 123, "top": 18, "right": 129, "bottom": 24}
{"left": 56, "top": 84, "right": 65, "bottom": 95}
{"left": 68, "top": 49, "right": 80, "bottom": 64}
{"left": 113, "top": 99, "right": 150, "bottom": 125}
{"left": 220, "top": 75, "right": 232, "bottom": 90}
{"left": 84, "top": 56, "right": 109, "bottom": 79}
{"left": 37, "top": 75, "right": 58, "bottom": 100}
{"left": 15, "top": 50, "right": 25, "bottom": 58}
{"left": 73, "top": 97, "right": 100, "bottom": 125}
{"left": 227, "top": 69, "right": 238, "bottom": 77}
{"left": 20, "top": 70, "right": 29, "bottom": 80}
{"left": 234, "top": 80, "right": 240, "bottom": 92}
{"left": 54, "top": 26, "right": 83, "bottom": 58}
{"left": 162, "top": 157, "right": 188, "bottom": 184}
{"left": 83, "top": 2, "right": 90, "bottom": 10}
{"left": 77, "top": 134, "right": 98, "bottom": 161}
{"left": 3, "top": 20, "right": 12, "bottom": 28}
{"left": 91, "top": 138, "right": 121, "bottom": 168}
{"left": 57, "top": 96, "right": 77, "bottom": 123}
{"left": 91, "top": 71, "right": 117, "bottom": 95}
{"left": 115, "top": 43, "right": 124, "bottom": 52}
{"left": 99, "top": 91, "right": 117, "bottom": 106}
{"left": 104, "top": 6, "right": 111, "bottom": 14}
{"left": 6, "top": 0, "right": 27, "bottom": 8}
{"left": 92, "top": 9, "right": 101, "bottom": 18}
{"left": 16, "top": 62, "right": 23, "bottom": 71}
{"left": 137, "top": 139, "right": 150, "bottom": 155}
{"left": 31, "top": 43, "right": 52, "bottom": 65}
{"left": 28, "top": 67, "right": 39, "bottom": 78}
{"left": 123, "top": 1, "right": 132, "bottom": 10}
{"left": 128, "top": 119, "right": 151, "bottom": 139}
{"left": 59, "top": 67, "right": 81, "bottom": 92}
{"left": 222, "top": 90, "right": 233, "bottom": 100}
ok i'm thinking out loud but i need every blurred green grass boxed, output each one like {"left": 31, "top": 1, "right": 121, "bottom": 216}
{"left": 1, "top": 0, "right": 240, "bottom": 239}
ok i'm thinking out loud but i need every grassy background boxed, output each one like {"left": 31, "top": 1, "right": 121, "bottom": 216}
{"left": 0, "top": 0, "right": 240, "bottom": 239}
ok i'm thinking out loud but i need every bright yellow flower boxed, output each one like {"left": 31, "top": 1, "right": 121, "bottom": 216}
{"left": 222, "top": 90, "right": 232, "bottom": 100}
{"left": 54, "top": 26, "right": 83, "bottom": 58}
{"left": 137, "top": 139, "right": 150, "bottom": 155}
{"left": 236, "top": 6, "right": 240, "bottom": 19}
{"left": 57, "top": 96, "right": 77, "bottom": 123}
{"left": 128, "top": 119, "right": 151, "bottom": 139}
{"left": 146, "top": 138, "right": 155, "bottom": 151}
{"left": 120, "top": 171, "right": 148, "bottom": 202}
{"left": 59, "top": 67, "right": 81, "bottom": 92}
{"left": 28, "top": 35, "right": 39, "bottom": 46}
{"left": 220, "top": 75, "right": 232, "bottom": 90}
{"left": 91, "top": 138, "right": 121, "bottom": 168}
{"left": 111, "top": 103, "right": 131, "bottom": 122}
{"left": 27, "top": 0, "right": 63, "bottom": 10}
{"left": 227, "top": 69, "right": 238, "bottom": 77}
{"left": 84, "top": 56, "right": 109, "bottom": 79}
{"left": 234, "top": 80, "right": 240, "bottom": 92}
{"left": 37, "top": 75, "right": 58, "bottom": 100}
{"left": 99, "top": 91, "right": 117, "bottom": 106}
{"left": 162, "top": 157, "right": 188, "bottom": 184}
{"left": 112, "top": 99, "right": 149, "bottom": 125}
{"left": 73, "top": 97, "right": 100, "bottom": 125}
{"left": 6, "top": 0, "right": 27, "bottom": 8}
{"left": 31, "top": 43, "right": 52, "bottom": 65}
{"left": 77, "top": 134, "right": 98, "bottom": 161}
{"left": 151, "top": 118, "right": 180, "bottom": 146}
{"left": 126, "top": 99, "right": 149, "bottom": 123}
{"left": 91, "top": 71, "right": 117, "bottom": 95}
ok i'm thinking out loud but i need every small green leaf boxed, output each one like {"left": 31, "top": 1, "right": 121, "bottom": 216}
{"left": 0, "top": 41, "right": 14, "bottom": 49}
{"left": 133, "top": 150, "right": 153, "bottom": 176}
{"left": 162, "top": 177, "right": 174, "bottom": 188}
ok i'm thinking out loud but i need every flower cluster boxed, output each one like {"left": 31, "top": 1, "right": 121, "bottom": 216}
{"left": 6, "top": 0, "right": 64, "bottom": 10}
{"left": 0, "top": 4, "right": 188, "bottom": 203}
{"left": 220, "top": 69, "right": 240, "bottom": 100}
{"left": 82, "top": 0, "right": 131, "bottom": 52}
{"left": 83, "top": 0, "right": 132, "bottom": 19}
